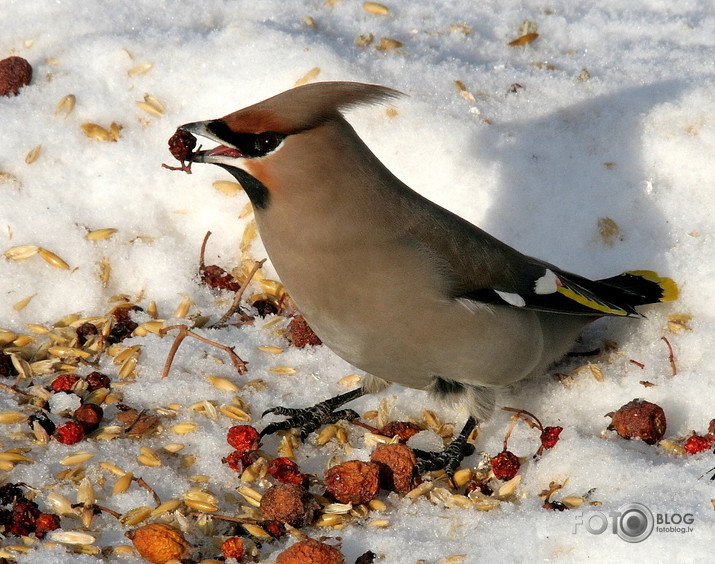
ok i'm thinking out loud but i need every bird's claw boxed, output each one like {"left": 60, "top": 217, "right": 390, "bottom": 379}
{"left": 413, "top": 416, "right": 478, "bottom": 478}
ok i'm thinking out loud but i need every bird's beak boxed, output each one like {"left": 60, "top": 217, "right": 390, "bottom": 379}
{"left": 179, "top": 120, "right": 245, "bottom": 164}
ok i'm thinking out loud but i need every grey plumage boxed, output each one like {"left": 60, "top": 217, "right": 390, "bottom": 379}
{"left": 178, "top": 81, "right": 676, "bottom": 421}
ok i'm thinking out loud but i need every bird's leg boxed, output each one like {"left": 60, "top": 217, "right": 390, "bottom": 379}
{"left": 260, "top": 387, "right": 366, "bottom": 440}
{"left": 413, "top": 416, "right": 477, "bottom": 478}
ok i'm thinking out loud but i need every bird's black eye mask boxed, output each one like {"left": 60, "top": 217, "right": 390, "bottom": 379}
{"left": 205, "top": 120, "right": 286, "bottom": 158}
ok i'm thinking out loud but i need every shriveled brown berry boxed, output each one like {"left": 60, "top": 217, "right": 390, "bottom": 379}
{"left": 607, "top": 399, "right": 666, "bottom": 445}
{"left": 200, "top": 264, "right": 241, "bottom": 292}
{"left": 0, "top": 56, "right": 32, "bottom": 97}
{"left": 370, "top": 443, "right": 417, "bottom": 493}
{"left": 7, "top": 500, "right": 40, "bottom": 537}
{"left": 267, "top": 457, "right": 307, "bottom": 486}
{"left": 287, "top": 315, "right": 322, "bottom": 348}
{"left": 168, "top": 129, "right": 197, "bottom": 162}
{"left": 221, "top": 536, "right": 245, "bottom": 560}
{"left": 324, "top": 460, "right": 380, "bottom": 504}
{"left": 75, "top": 322, "right": 98, "bottom": 346}
{"left": 108, "top": 304, "right": 140, "bottom": 344}
{"left": 276, "top": 538, "right": 345, "bottom": 564}
{"left": 73, "top": 403, "right": 104, "bottom": 431}
{"left": 85, "top": 371, "right": 110, "bottom": 391}
{"left": 259, "top": 484, "right": 319, "bottom": 527}
{"left": 379, "top": 421, "right": 422, "bottom": 442}
{"left": 54, "top": 421, "right": 85, "bottom": 445}
{"left": 51, "top": 373, "right": 80, "bottom": 393}
{"left": 126, "top": 523, "right": 192, "bottom": 564}
{"left": 490, "top": 450, "right": 520, "bottom": 480}
{"left": 34, "top": 513, "right": 61, "bottom": 538}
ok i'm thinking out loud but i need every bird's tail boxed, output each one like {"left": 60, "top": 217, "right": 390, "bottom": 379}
{"left": 596, "top": 270, "right": 679, "bottom": 308}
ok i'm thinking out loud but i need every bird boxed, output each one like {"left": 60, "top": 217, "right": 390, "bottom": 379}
{"left": 175, "top": 81, "right": 677, "bottom": 473}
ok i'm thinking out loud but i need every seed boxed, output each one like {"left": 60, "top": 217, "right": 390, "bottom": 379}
{"left": 0, "top": 329, "right": 16, "bottom": 345}
{"left": 38, "top": 248, "right": 70, "bottom": 269}
{"left": 85, "top": 228, "right": 118, "bottom": 241}
{"left": 295, "top": 67, "right": 321, "bottom": 87}
{"left": 48, "top": 346, "right": 91, "bottom": 359}
{"left": 26, "top": 323, "right": 49, "bottom": 334}
{"left": 368, "top": 518, "right": 390, "bottom": 528}
{"left": 316, "top": 425, "right": 338, "bottom": 446}
{"left": 112, "top": 471, "right": 134, "bottom": 495}
{"left": 363, "top": 2, "right": 390, "bottom": 15}
{"left": 47, "top": 531, "right": 97, "bottom": 545}
{"left": 81, "top": 123, "right": 112, "bottom": 141}
{"left": 454, "top": 80, "right": 476, "bottom": 102}
{"left": 137, "top": 447, "right": 161, "bottom": 467}
{"left": 240, "top": 457, "right": 265, "bottom": 483}
{"left": 4, "top": 244, "right": 39, "bottom": 260}
{"left": 54, "top": 94, "right": 76, "bottom": 117}
{"left": 60, "top": 450, "right": 95, "bottom": 466}
{"left": 47, "top": 492, "right": 77, "bottom": 516}
{"left": 173, "top": 296, "right": 192, "bottom": 318}
{"left": 169, "top": 421, "right": 199, "bottom": 434}
{"left": 368, "top": 499, "right": 387, "bottom": 512}
{"left": 118, "top": 354, "right": 139, "bottom": 380}
{"left": 561, "top": 496, "right": 585, "bottom": 508}
{"left": 162, "top": 443, "right": 185, "bottom": 453}
{"left": 184, "top": 499, "right": 219, "bottom": 512}
{"left": 508, "top": 32, "right": 539, "bottom": 47}
{"left": 406, "top": 481, "right": 433, "bottom": 499}
{"left": 304, "top": 15, "right": 317, "bottom": 28}
{"left": 219, "top": 404, "right": 251, "bottom": 422}
{"left": 269, "top": 366, "right": 297, "bottom": 375}
{"left": 452, "top": 468, "right": 473, "bottom": 488}
{"left": 179, "top": 454, "right": 196, "bottom": 468}
{"left": 362, "top": 410, "right": 378, "bottom": 420}
{"left": 189, "top": 400, "right": 218, "bottom": 421}
{"left": 237, "top": 485, "right": 263, "bottom": 506}
{"left": 135, "top": 320, "right": 165, "bottom": 335}
{"left": 497, "top": 475, "right": 521, "bottom": 497}
{"left": 150, "top": 498, "right": 181, "bottom": 518}
{"left": 212, "top": 180, "right": 242, "bottom": 196}
{"left": 99, "top": 462, "right": 126, "bottom": 476}
{"left": 376, "top": 37, "right": 403, "bottom": 51}
{"left": 207, "top": 375, "right": 239, "bottom": 393}
{"left": 240, "top": 220, "right": 258, "bottom": 252}
{"left": 241, "top": 524, "right": 271, "bottom": 539}
{"left": 0, "top": 451, "right": 34, "bottom": 463}
{"left": 127, "top": 62, "right": 153, "bottom": 76}
{"left": 277, "top": 434, "right": 296, "bottom": 459}
{"left": 25, "top": 144, "right": 42, "bottom": 164}
{"left": 355, "top": 33, "right": 375, "bottom": 47}
{"left": 113, "top": 344, "right": 141, "bottom": 364}
{"left": 120, "top": 506, "right": 153, "bottom": 526}
{"left": 184, "top": 488, "right": 219, "bottom": 505}
{"left": 315, "top": 513, "right": 348, "bottom": 527}
{"left": 77, "top": 477, "right": 96, "bottom": 505}
{"left": 0, "top": 411, "right": 28, "bottom": 424}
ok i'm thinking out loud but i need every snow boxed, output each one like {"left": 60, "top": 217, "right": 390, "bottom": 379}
{"left": 1, "top": 1, "right": 714, "bottom": 562}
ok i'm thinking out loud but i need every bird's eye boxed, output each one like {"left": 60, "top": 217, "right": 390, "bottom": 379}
{"left": 255, "top": 133, "right": 282, "bottom": 155}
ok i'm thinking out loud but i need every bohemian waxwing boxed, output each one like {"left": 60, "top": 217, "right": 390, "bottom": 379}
{"left": 175, "top": 81, "right": 677, "bottom": 473}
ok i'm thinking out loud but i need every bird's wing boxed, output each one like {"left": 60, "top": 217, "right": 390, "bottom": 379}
{"left": 402, "top": 195, "right": 675, "bottom": 317}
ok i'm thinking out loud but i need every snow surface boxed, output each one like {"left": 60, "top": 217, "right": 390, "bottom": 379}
{"left": 1, "top": 1, "right": 714, "bottom": 562}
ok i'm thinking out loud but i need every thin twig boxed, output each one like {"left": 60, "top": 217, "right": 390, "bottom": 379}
{"left": 159, "top": 324, "right": 248, "bottom": 378}
{"left": 217, "top": 258, "right": 267, "bottom": 325}
{"left": 199, "top": 230, "right": 211, "bottom": 271}
{"left": 0, "top": 381, "right": 34, "bottom": 397}
{"left": 661, "top": 336, "right": 677, "bottom": 376}
{"left": 135, "top": 477, "right": 162, "bottom": 507}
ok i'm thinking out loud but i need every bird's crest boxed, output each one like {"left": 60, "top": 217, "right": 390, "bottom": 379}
{"left": 220, "top": 81, "right": 402, "bottom": 135}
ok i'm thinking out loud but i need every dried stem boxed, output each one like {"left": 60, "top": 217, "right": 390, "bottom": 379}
{"left": 216, "top": 258, "right": 267, "bottom": 325}
{"left": 135, "top": 476, "right": 162, "bottom": 507}
{"left": 188, "top": 511, "right": 261, "bottom": 525}
{"left": 199, "top": 230, "right": 211, "bottom": 271}
{"left": 661, "top": 336, "right": 677, "bottom": 376}
{"left": 0, "top": 381, "right": 34, "bottom": 397}
{"left": 159, "top": 324, "right": 248, "bottom": 378}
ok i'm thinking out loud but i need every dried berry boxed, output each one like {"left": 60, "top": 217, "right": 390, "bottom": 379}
{"left": 379, "top": 421, "right": 422, "bottom": 442}
{"left": 54, "top": 421, "right": 86, "bottom": 445}
{"left": 85, "top": 371, "right": 110, "bottom": 391}
{"left": 267, "top": 457, "right": 307, "bottom": 486}
{"left": 227, "top": 425, "right": 261, "bottom": 453}
{"left": 465, "top": 480, "right": 493, "bottom": 497}
{"left": 7, "top": 500, "right": 40, "bottom": 537}
{"left": 540, "top": 426, "right": 563, "bottom": 450}
{"left": 0, "top": 350, "right": 18, "bottom": 378}
{"left": 28, "top": 412, "right": 56, "bottom": 436}
{"left": 221, "top": 536, "right": 245, "bottom": 560}
{"left": 73, "top": 403, "right": 104, "bottom": 431}
{"left": 34, "top": 513, "right": 61, "bottom": 538}
{"left": 707, "top": 419, "right": 715, "bottom": 442}
{"left": 490, "top": 450, "right": 521, "bottom": 481}
{"left": 126, "top": 523, "right": 192, "bottom": 564}
{"left": 355, "top": 551, "right": 377, "bottom": 564}
{"left": 50, "top": 373, "right": 80, "bottom": 393}
{"left": 75, "top": 322, "right": 98, "bottom": 346}
{"left": 0, "top": 483, "right": 24, "bottom": 505}
{"left": 253, "top": 298, "right": 279, "bottom": 317}
{"left": 163, "top": 129, "right": 198, "bottom": 174}
{"left": 276, "top": 538, "right": 345, "bottom": 564}
{"left": 259, "top": 484, "right": 319, "bottom": 527}
{"left": 607, "top": 399, "right": 666, "bottom": 445}
{"left": 223, "top": 450, "right": 254, "bottom": 473}
{"left": 264, "top": 519, "right": 286, "bottom": 538}
{"left": 370, "top": 443, "right": 417, "bottom": 493}
{"left": 108, "top": 304, "right": 140, "bottom": 344}
{"left": 287, "top": 315, "right": 322, "bottom": 348}
{"left": 200, "top": 264, "right": 241, "bottom": 292}
{"left": 324, "top": 460, "right": 380, "bottom": 504}
{"left": 683, "top": 434, "right": 712, "bottom": 454}
{"left": 0, "top": 56, "right": 32, "bottom": 97}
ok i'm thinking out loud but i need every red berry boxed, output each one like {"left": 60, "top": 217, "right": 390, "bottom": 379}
{"left": 267, "top": 457, "right": 306, "bottom": 486}
{"left": 0, "top": 56, "right": 33, "bottom": 97}
{"left": 227, "top": 425, "right": 261, "bottom": 453}
{"left": 223, "top": 450, "right": 254, "bottom": 473}
{"left": 540, "top": 426, "right": 563, "bottom": 450}
{"left": 683, "top": 434, "right": 712, "bottom": 454}
{"left": 85, "top": 371, "right": 110, "bottom": 391}
{"left": 490, "top": 450, "right": 521, "bottom": 480}
{"left": 54, "top": 421, "right": 86, "bottom": 445}
{"left": 221, "top": 536, "right": 245, "bottom": 560}
{"left": 50, "top": 373, "right": 80, "bottom": 393}
{"left": 264, "top": 519, "right": 286, "bottom": 538}
{"left": 8, "top": 500, "right": 40, "bottom": 536}
{"left": 73, "top": 403, "right": 104, "bottom": 431}
{"left": 34, "top": 513, "right": 61, "bottom": 538}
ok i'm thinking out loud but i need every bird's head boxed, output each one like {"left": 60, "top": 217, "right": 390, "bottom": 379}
{"left": 179, "top": 81, "right": 401, "bottom": 210}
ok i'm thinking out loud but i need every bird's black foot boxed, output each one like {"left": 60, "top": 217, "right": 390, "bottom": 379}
{"left": 413, "top": 416, "right": 478, "bottom": 478}
{"left": 260, "top": 387, "right": 366, "bottom": 440}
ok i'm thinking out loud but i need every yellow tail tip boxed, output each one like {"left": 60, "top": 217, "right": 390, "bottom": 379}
{"left": 627, "top": 270, "right": 679, "bottom": 302}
